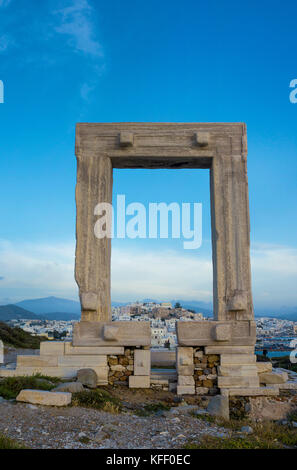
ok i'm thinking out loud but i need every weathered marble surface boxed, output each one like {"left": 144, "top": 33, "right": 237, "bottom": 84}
{"left": 75, "top": 122, "right": 253, "bottom": 322}
{"left": 177, "top": 321, "right": 256, "bottom": 346}
{"left": 73, "top": 321, "right": 151, "bottom": 347}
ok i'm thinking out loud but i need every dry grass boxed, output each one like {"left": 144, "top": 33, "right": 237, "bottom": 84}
{"left": 186, "top": 414, "right": 297, "bottom": 449}
{"left": 0, "top": 433, "right": 27, "bottom": 449}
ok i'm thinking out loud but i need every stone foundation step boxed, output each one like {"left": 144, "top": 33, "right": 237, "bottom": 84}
{"left": 0, "top": 365, "right": 108, "bottom": 385}
{"left": 218, "top": 365, "right": 258, "bottom": 377}
{"left": 218, "top": 375, "right": 259, "bottom": 388}
{"left": 205, "top": 346, "right": 255, "bottom": 355}
{"left": 223, "top": 386, "right": 279, "bottom": 397}
{"left": 220, "top": 354, "right": 257, "bottom": 366}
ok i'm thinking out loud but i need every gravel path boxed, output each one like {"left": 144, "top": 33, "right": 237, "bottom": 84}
{"left": 0, "top": 401, "right": 229, "bottom": 449}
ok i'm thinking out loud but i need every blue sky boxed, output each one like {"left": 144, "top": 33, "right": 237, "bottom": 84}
{"left": 0, "top": 0, "right": 296, "bottom": 309}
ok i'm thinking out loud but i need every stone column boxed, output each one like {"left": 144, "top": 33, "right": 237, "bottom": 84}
{"left": 210, "top": 151, "right": 253, "bottom": 321}
{"left": 75, "top": 154, "right": 113, "bottom": 321}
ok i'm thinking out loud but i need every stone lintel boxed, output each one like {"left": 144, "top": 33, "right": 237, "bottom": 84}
{"left": 177, "top": 321, "right": 256, "bottom": 346}
{"left": 73, "top": 321, "right": 151, "bottom": 347}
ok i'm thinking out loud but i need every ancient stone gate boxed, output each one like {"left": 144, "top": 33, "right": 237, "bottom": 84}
{"left": 74, "top": 122, "right": 253, "bottom": 323}
{"left": 72, "top": 122, "right": 264, "bottom": 395}
{"left": 0, "top": 123, "right": 282, "bottom": 398}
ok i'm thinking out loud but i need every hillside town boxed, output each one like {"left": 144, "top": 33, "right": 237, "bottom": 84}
{"left": 5, "top": 301, "right": 297, "bottom": 354}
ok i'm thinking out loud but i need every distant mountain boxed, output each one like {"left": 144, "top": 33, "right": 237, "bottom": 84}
{"left": 255, "top": 309, "right": 297, "bottom": 322}
{"left": 40, "top": 312, "right": 80, "bottom": 321}
{"left": 0, "top": 305, "right": 42, "bottom": 321}
{"left": 15, "top": 296, "right": 81, "bottom": 315}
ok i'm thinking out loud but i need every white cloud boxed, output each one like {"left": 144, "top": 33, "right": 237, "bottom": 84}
{"left": 0, "top": 239, "right": 296, "bottom": 308}
{"left": 54, "top": 0, "right": 103, "bottom": 57}
{"left": 0, "top": 239, "right": 77, "bottom": 302}
{"left": 250, "top": 244, "right": 297, "bottom": 306}
{"left": 111, "top": 248, "right": 212, "bottom": 302}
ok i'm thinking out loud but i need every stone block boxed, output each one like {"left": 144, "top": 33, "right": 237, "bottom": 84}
{"left": 53, "top": 382, "right": 84, "bottom": 393}
{"left": 195, "top": 131, "right": 210, "bottom": 147}
{"left": 77, "top": 368, "right": 98, "bottom": 388}
{"left": 206, "top": 355, "right": 220, "bottom": 363}
{"left": 129, "top": 376, "right": 150, "bottom": 388}
{"left": 17, "top": 355, "right": 58, "bottom": 367}
{"left": 120, "top": 131, "right": 134, "bottom": 147}
{"left": 64, "top": 343, "right": 124, "bottom": 356}
{"left": 73, "top": 321, "right": 151, "bottom": 347}
{"left": 58, "top": 355, "right": 107, "bottom": 367}
{"left": 177, "top": 321, "right": 256, "bottom": 346}
{"left": 16, "top": 390, "right": 71, "bottom": 406}
{"left": 134, "top": 350, "right": 150, "bottom": 376}
{"left": 178, "top": 365, "right": 194, "bottom": 376}
{"left": 205, "top": 346, "right": 254, "bottom": 355}
{"left": 195, "top": 387, "right": 209, "bottom": 395}
{"left": 91, "top": 367, "right": 108, "bottom": 385}
{"left": 218, "top": 365, "right": 258, "bottom": 377}
{"left": 218, "top": 375, "right": 259, "bottom": 388}
{"left": 220, "top": 354, "right": 256, "bottom": 366}
{"left": 176, "top": 347, "right": 193, "bottom": 368}
{"left": 214, "top": 324, "right": 231, "bottom": 342}
{"left": 178, "top": 375, "right": 195, "bottom": 386}
{"left": 206, "top": 374, "right": 217, "bottom": 380}
{"left": 256, "top": 362, "right": 272, "bottom": 374}
{"left": 194, "top": 350, "right": 203, "bottom": 359}
{"left": 227, "top": 387, "right": 278, "bottom": 397}
{"left": 177, "top": 385, "right": 195, "bottom": 395}
{"left": 207, "top": 395, "right": 229, "bottom": 420}
{"left": 1, "top": 366, "right": 78, "bottom": 379}
{"left": 202, "top": 379, "right": 213, "bottom": 388}
{"left": 40, "top": 341, "right": 65, "bottom": 356}
{"left": 259, "top": 371, "right": 288, "bottom": 384}
{"left": 110, "top": 364, "right": 126, "bottom": 372}
{"left": 103, "top": 324, "right": 119, "bottom": 341}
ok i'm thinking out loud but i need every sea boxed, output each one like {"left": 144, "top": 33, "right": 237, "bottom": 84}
{"left": 255, "top": 350, "right": 293, "bottom": 358}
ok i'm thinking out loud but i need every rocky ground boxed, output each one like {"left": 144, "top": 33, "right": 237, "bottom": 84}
{"left": 0, "top": 398, "right": 229, "bottom": 449}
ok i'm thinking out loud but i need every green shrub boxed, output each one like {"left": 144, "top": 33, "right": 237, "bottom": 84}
{"left": 0, "top": 374, "right": 60, "bottom": 399}
{"left": 135, "top": 402, "right": 171, "bottom": 417}
{"left": 0, "top": 322, "right": 47, "bottom": 349}
{"left": 72, "top": 389, "right": 122, "bottom": 413}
